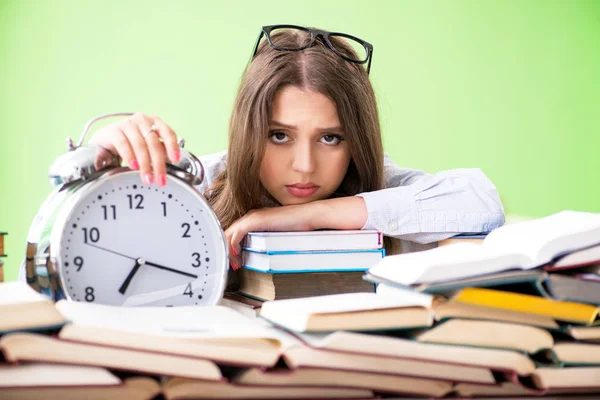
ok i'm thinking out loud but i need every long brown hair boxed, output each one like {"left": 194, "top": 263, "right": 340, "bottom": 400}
{"left": 207, "top": 28, "right": 384, "bottom": 231}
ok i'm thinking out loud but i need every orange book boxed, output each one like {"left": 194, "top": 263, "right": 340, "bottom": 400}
{"left": 453, "top": 287, "right": 599, "bottom": 325}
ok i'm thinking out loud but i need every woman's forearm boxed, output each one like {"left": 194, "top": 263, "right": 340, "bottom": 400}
{"left": 310, "top": 196, "right": 368, "bottom": 230}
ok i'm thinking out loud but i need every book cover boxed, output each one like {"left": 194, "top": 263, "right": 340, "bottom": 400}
{"left": 242, "top": 248, "right": 385, "bottom": 273}
{"left": 453, "top": 287, "right": 600, "bottom": 325}
{"left": 243, "top": 230, "right": 383, "bottom": 252}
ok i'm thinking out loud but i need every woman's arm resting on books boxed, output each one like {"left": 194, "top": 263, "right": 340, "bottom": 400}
{"left": 356, "top": 156, "right": 505, "bottom": 244}
{"left": 226, "top": 196, "right": 367, "bottom": 269}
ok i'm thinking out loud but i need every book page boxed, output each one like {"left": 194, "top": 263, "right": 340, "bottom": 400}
{"left": 55, "top": 300, "right": 281, "bottom": 341}
{"left": 554, "top": 244, "right": 600, "bottom": 267}
{"left": 0, "top": 363, "right": 120, "bottom": 386}
{"left": 484, "top": 211, "right": 600, "bottom": 266}
{"left": 261, "top": 292, "right": 432, "bottom": 316}
{"left": 0, "top": 282, "right": 52, "bottom": 305}
{"left": 368, "top": 243, "right": 529, "bottom": 285}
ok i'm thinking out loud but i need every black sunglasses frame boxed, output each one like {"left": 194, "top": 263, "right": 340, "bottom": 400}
{"left": 251, "top": 24, "right": 374, "bottom": 74}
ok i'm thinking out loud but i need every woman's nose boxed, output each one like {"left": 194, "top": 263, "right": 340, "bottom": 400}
{"left": 291, "top": 142, "right": 316, "bottom": 174}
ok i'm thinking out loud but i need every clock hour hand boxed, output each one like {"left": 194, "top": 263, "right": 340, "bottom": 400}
{"left": 144, "top": 261, "right": 198, "bottom": 279}
{"left": 119, "top": 258, "right": 142, "bottom": 295}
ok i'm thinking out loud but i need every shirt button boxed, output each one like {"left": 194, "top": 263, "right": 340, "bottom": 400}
{"left": 388, "top": 220, "right": 399, "bottom": 231}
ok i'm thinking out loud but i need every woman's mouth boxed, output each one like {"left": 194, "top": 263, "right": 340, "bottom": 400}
{"left": 286, "top": 183, "right": 320, "bottom": 197}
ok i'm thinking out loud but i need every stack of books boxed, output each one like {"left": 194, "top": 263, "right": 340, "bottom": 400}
{"left": 257, "top": 210, "right": 600, "bottom": 397}
{"left": 4, "top": 210, "right": 600, "bottom": 399}
{"left": 237, "top": 230, "right": 385, "bottom": 301}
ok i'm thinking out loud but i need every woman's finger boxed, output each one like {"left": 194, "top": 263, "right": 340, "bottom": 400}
{"left": 224, "top": 229, "right": 240, "bottom": 271}
{"left": 121, "top": 119, "right": 153, "bottom": 185}
{"left": 229, "top": 227, "right": 246, "bottom": 270}
{"left": 137, "top": 117, "right": 168, "bottom": 187}
{"left": 152, "top": 117, "right": 180, "bottom": 163}
{"left": 111, "top": 128, "right": 138, "bottom": 170}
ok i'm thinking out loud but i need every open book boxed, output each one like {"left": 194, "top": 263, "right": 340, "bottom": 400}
{"left": 54, "top": 300, "right": 293, "bottom": 367}
{"left": 368, "top": 210, "right": 600, "bottom": 286}
{"left": 0, "top": 363, "right": 160, "bottom": 400}
{"left": 259, "top": 292, "right": 434, "bottom": 332}
{"left": 455, "top": 367, "right": 600, "bottom": 397}
{"left": 0, "top": 281, "right": 66, "bottom": 334}
{"left": 0, "top": 332, "right": 223, "bottom": 381}
{"left": 234, "top": 367, "right": 453, "bottom": 398}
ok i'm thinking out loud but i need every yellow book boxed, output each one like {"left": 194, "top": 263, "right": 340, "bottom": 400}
{"left": 453, "top": 287, "right": 599, "bottom": 325}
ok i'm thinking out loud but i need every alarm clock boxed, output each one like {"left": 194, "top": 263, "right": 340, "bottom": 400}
{"left": 21, "top": 113, "right": 228, "bottom": 307}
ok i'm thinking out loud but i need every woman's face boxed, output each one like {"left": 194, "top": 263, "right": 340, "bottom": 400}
{"left": 259, "top": 85, "right": 351, "bottom": 206}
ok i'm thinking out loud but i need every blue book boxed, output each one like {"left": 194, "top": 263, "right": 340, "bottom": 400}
{"left": 242, "top": 248, "right": 386, "bottom": 274}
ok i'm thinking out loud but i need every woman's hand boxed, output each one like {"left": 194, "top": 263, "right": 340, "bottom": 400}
{"left": 89, "top": 113, "right": 180, "bottom": 186}
{"left": 226, "top": 197, "right": 368, "bottom": 270}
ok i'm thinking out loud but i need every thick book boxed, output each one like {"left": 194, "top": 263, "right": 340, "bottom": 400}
{"left": 238, "top": 269, "right": 375, "bottom": 301}
{"left": 565, "top": 326, "right": 600, "bottom": 342}
{"left": 0, "top": 231, "right": 6, "bottom": 257}
{"left": 283, "top": 340, "right": 495, "bottom": 385}
{"left": 0, "top": 332, "right": 223, "bottom": 381}
{"left": 366, "top": 277, "right": 561, "bottom": 329}
{"left": 548, "top": 243, "right": 600, "bottom": 270}
{"left": 243, "top": 230, "right": 383, "bottom": 251}
{"left": 0, "top": 281, "right": 67, "bottom": 334}
{"left": 416, "top": 269, "right": 600, "bottom": 305}
{"left": 453, "top": 287, "right": 600, "bottom": 325}
{"left": 414, "top": 318, "right": 555, "bottom": 354}
{"left": 368, "top": 210, "right": 600, "bottom": 286}
{"left": 242, "top": 248, "right": 385, "bottom": 273}
{"left": 54, "top": 300, "right": 290, "bottom": 367}
{"left": 0, "top": 363, "right": 160, "bottom": 400}
{"left": 234, "top": 366, "right": 453, "bottom": 398}
{"left": 161, "top": 377, "right": 373, "bottom": 399}
{"left": 455, "top": 368, "right": 600, "bottom": 397}
{"left": 294, "top": 330, "right": 536, "bottom": 378}
{"left": 259, "top": 292, "right": 434, "bottom": 332}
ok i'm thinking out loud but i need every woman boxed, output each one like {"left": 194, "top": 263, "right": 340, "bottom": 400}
{"left": 90, "top": 25, "right": 505, "bottom": 269}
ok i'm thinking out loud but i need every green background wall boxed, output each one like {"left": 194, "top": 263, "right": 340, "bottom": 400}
{"left": 1, "top": 0, "right": 599, "bottom": 281}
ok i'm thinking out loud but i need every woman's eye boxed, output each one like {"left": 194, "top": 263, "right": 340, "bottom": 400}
{"left": 320, "top": 134, "right": 344, "bottom": 145}
{"left": 268, "top": 131, "right": 290, "bottom": 143}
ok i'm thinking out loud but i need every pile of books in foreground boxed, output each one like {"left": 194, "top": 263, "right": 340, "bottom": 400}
{"left": 3, "top": 210, "right": 600, "bottom": 399}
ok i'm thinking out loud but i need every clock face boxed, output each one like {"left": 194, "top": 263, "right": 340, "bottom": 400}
{"left": 53, "top": 171, "right": 227, "bottom": 306}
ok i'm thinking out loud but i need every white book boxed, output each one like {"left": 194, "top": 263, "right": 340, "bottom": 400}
{"left": 242, "top": 249, "right": 385, "bottom": 273}
{"left": 243, "top": 230, "right": 383, "bottom": 252}
{"left": 368, "top": 210, "right": 600, "bottom": 286}
{"left": 259, "top": 292, "right": 434, "bottom": 332}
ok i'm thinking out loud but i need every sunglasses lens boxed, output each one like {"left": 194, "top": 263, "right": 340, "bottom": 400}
{"left": 268, "top": 27, "right": 312, "bottom": 50}
{"left": 328, "top": 34, "right": 369, "bottom": 63}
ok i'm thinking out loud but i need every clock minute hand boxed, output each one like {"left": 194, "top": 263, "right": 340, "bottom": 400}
{"left": 85, "top": 243, "right": 136, "bottom": 260}
{"left": 144, "top": 261, "right": 198, "bottom": 279}
{"left": 85, "top": 242, "right": 197, "bottom": 279}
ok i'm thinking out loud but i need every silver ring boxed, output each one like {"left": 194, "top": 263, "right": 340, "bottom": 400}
{"left": 142, "top": 124, "right": 158, "bottom": 139}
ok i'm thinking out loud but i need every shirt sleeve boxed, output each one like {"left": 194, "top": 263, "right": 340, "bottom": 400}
{"left": 356, "top": 154, "right": 505, "bottom": 244}
{"left": 194, "top": 150, "right": 228, "bottom": 196}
